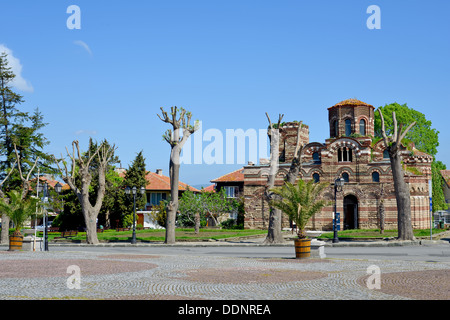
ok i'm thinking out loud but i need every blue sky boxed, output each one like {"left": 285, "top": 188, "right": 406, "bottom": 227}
{"left": 1, "top": 0, "right": 449, "bottom": 187}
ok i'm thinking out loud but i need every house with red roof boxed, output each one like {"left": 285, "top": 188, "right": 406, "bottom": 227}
{"left": 209, "top": 167, "right": 245, "bottom": 222}
{"left": 210, "top": 167, "right": 244, "bottom": 199}
{"left": 117, "top": 168, "right": 200, "bottom": 228}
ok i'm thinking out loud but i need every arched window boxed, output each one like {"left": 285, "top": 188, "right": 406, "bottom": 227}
{"left": 372, "top": 171, "right": 380, "bottom": 182}
{"left": 359, "top": 119, "right": 366, "bottom": 135}
{"left": 313, "top": 173, "right": 320, "bottom": 183}
{"left": 333, "top": 120, "right": 339, "bottom": 137}
{"left": 383, "top": 149, "right": 389, "bottom": 159}
{"left": 342, "top": 172, "right": 349, "bottom": 182}
{"left": 338, "top": 147, "right": 352, "bottom": 162}
{"left": 312, "top": 152, "right": 321, "bottom": 164}
{"left": 345, "top": 119, "right": 352, "bottom": 136}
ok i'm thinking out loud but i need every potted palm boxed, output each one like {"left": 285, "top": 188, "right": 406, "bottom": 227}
{"left": 0, "top": 190, "right": 39, "bottom": 251}
{"left": 270, "top": 179, "right": 330, "bottom": 258}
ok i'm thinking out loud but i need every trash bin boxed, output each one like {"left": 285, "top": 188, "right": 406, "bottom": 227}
{"left": 439, "top": 220, "right": 445, "bottom": 229}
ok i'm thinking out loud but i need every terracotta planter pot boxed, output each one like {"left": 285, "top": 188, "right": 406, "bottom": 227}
{"left": 294, "top": 238, "right": 311, "bottom": 259}
{"left": 9, "top": 234, "right": 23, "bottom": 251}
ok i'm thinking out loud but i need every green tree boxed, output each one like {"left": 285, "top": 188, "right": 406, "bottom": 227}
{"left": 0, "top": 53, "right": 48, "bottom": 244}
{"left": 269, "top": 180, "right": 330, "bottom": 239}
{"left": 432, "top": 161, "right": 448, "bottom": 212}
{"left": 0, "top": 53, "right": 52, "bottom": 189}
{"left": 0, "top": 189, "right": 40, "bottom": 236}
{"left": 123, "top": 150, "right": 147, "bottom": 211}
{"left": 375, "top": 102, "right": 446, "bottom": 213}
{"left": 374, "top": 103, "right": 439, "bottom": 156}
{"left": 178, "top": 188, "right": 203, "bottom": 229}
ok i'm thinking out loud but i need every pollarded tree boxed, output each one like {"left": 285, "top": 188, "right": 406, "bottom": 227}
{"left": 263, "top": 113, "right": 306, "bottom": 244}
{"left": 378, "top": 109, "right": 416, "bottom": 240}
{"left": 375, "top": 102, "right": 446, "bottom": 213}
{"left": 54, "top": 140, "right": 116, "bottom": 244}
{"left": 263, "top": 113, "right": 284, "bottom": 244}
{"left": 157, "top": 106, "right": 198, "bottom": 244}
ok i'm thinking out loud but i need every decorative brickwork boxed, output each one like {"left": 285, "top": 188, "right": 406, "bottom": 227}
{"left": 243, "top": 99, "right": 433, "bottom": 231}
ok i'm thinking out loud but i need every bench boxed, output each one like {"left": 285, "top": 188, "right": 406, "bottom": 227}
{"left": 116, "top": 227, "right": 131, "bottom": 232}
{"left": 55, "top": 230, "right": 78, "bottom": 239}
{"left": 97, "top": 228, "right": 104, "bottom": 233}
{"left": 38, "top": 227, "right": 60, "bottom": 237}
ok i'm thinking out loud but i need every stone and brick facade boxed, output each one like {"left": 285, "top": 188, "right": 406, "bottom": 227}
{"left": 242, "top": 99, "right": 433, "bottom": 231}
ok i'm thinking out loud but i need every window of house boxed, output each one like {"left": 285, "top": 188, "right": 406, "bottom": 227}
{"left": 345, "top": 119, "right": 352, "bottom": 136}
{"left": 224, "top": 186, "right": 237, "bottom": 198}
{"left": 383, "top": 149, "right": 389, "bottom": 159}
{"left": 313, "top": 173, "right": 320, "bottom": 183}
{"left": 359, "top": 119, "right": 366, "bottom": 135}
{"left": 312, "top": 152, "right": 321, "bottom": 164}
{"left": 338, "top": 147, "right": 352, "bottom": 162}
{"left": 372, "top": 171, "right": 380, "bottom": 182}
{"left": 342, "top": 172, "right": 349, "bottom": 183}
{"left": 147, "top": 192, "right": 167, "bottom": 205}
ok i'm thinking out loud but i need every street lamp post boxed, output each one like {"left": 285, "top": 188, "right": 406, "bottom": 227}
{"left": 333, "top": 177, "right": 345, "bottom": 244}
{"left": 125, "top": 186, "right": 145, "bottom": 244}
{"left": 37, "top": 182, "right": 62, "bottom": 251}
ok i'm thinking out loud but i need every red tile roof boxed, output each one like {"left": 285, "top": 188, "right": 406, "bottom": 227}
{"left": 118, "top": 170, "right": 200, "bottom": 192}
{"left": 441, "top": 170, "right": 450, "bottom": 188}
{"left": 211, "top": 168, "right": 245, "bottom": 183}
{"left": 328, "top": 99, "right": 374, "bottom": 109}
{"left": 201, "top": 184, "right": 216, "bottom": 192}
{"left": 31, "top": 176, "right": 70, "bottom": 191}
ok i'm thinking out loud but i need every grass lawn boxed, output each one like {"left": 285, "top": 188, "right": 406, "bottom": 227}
{"left": 46, "top": 228, "right": 269, "bottom": 242}
{"left": 38, "top": 227, "right": 448, "bottom": 242}
{"left": 318, "top": 228, "right": 448, "bottom": 239}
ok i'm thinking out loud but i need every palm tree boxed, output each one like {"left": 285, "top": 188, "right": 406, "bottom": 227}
{"left": 270, "top": 179, "right": 330, "bottom": 239}
{"left": 0, "top": 190, "right": 39, "bottom": 236}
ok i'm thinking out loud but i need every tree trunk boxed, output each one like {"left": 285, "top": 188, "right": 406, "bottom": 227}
{"left": 165, "top": 149, "right": 180, "bottom": 244}
{"left": 264, "top": 125, "right": 284, "bottom": 244}
{"left": 378, "top": 110, "right": 416, "bottom": 241}
{"left": 105, "top": 209, "right": 111, "bottom": 229}
{"left": 390, "top": 151, "right": 415, "bottom": 240}
{"left": 0, "top": 214, "right": 10, "bottom": 244}
{"left": 84, "top": 210, "right": 99, "bottom": 245}
{"left": 194, "top": 212, "right": 200, "bottom": 234}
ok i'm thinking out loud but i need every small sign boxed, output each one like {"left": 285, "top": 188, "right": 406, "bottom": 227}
{"left": 333, "top": 212, "right": 341, "bottom": 231}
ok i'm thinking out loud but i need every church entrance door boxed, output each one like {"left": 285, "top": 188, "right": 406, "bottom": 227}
{"left": 344, "top": 195, "right": 358, "bottom": 229}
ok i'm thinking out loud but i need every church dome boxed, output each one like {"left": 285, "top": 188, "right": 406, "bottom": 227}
{"left": 330, "top": 99, "right": 374, "bottom": 109}
{"left": 328, "top": 99, "right": 375, "bottom": 138}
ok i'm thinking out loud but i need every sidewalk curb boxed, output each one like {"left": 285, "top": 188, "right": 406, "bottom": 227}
{"left": 1, "top": 238, "right": 445, "bottom": 248}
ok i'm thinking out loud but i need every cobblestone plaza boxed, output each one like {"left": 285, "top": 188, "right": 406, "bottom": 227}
{"left": 0, "top": 245, "right": 449, "bottom": 301}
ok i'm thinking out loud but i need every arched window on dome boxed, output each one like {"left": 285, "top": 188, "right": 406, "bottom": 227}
{"left": 332, "top": 120, "right": 339, "bottom": 137}
{"left": 383, "top": 149, "right": 389, "bottom": 159}
{"left": 345, "top": 119, "right": 352, "bottom": 136}
{"left": 359, "top": 119, "right": 366, "bottom": 136}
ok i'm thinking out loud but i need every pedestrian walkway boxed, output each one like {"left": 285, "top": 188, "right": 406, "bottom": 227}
{"left": 0, "top": 241, "right": 449, "bottom": 300}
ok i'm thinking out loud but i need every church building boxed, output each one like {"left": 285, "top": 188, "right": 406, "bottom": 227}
{"left": 242, "top": 99, "right": 433, "bottom": 231}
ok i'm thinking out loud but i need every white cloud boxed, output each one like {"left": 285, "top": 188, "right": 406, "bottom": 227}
{"left": 0, "top": 44, "right": 34, "bottom": 92}
{"left": 75, "top": 129, "right": 98, "bottom": 136}
{"left": 73, "top": 40, "right": 93, "bottom": 56}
